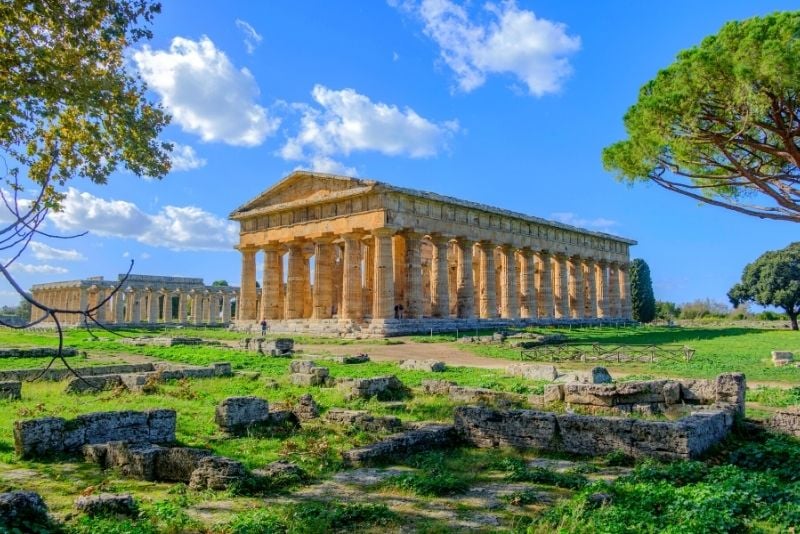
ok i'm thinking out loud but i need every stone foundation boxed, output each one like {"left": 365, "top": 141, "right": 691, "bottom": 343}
{"left": 0, "top": 381, "right": 21, "bottom": 400}
{"left": 337, "top": 375, "right": 406, "bottom": 400}
{"left": 422, "top": 379, "right": 526, "bottom": 408}
{"left": 325, "top": 408, "right": 402, "bottom": 432}
{"left": 342, "top": 424, "right": 456, "bottom": 466}
{"left": 14, "top": 409, "right": 176, "bottom": 458}
{"left": 0, "top": 347, "right": 78, "bottom": 358}
{"left": 234, "top": 317, "right": 632, "bottom": 338}
{"left": 769, "top": 407, "right": 800, "bottom": 437}
{"left": 63, "top": 362, "right": 232, "bottom": 394}
{"left": 454, "top": 406, "right": 734, "bottom": 460}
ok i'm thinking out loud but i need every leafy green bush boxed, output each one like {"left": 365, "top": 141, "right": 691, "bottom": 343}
{"left": 746, "top": 386, "right": 800, "bottom": 408}
{"left": 384, "top": 470, "right": 470, "bottom": 496}
{"left": 497, "top": 457, "right": 588, "bottom": 489}
{"left": 728, "top": 435, "right": 800, "bottom": 482}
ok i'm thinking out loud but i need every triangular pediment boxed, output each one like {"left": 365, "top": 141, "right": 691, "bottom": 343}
{"left": 230, "top": 170, "right": 377, "bottom": 218}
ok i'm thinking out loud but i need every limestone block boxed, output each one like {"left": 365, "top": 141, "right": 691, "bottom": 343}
{"left": 543, "top": 384, "right": 564, "bottom": 403}
{"left": 421, "top": 379, "right": 456, "bottom": 395}
{"left": 337, "top": 375, "right": 406, "bottom": 400}
{"left": 455, "top": 406, "right": 558, "bottom": 449}
{"left": 341, "top": 424, "right": 455, "bottom": 466}
{"left": 771, "top": 351, "right": 794, "bottom": 366}
{"left": 119, "top": 373, "right": 153, "bottom": 393}
{"left": 768, "top": 407, "right": 800, "bottom": 437}
{"left": 556, "top": 367, "right": 612, "bottom": 384}
{"left": 663, "top": 381, "right": 681, "bottom": 405}
{"left": 82, "top": 443, "right": 109, "bottom": 466}
{"left": 399, "top": 359, "right": 446, "bottom": 372}
{"left": 147, "top": 409, "right": 177, "bottom": 443}
{"left": 289, "top": 360, "right": 329, "bottom": 376}
{"left": 267, "top": 409, "right": 299, "bottom": 427}
{"left": 448, "top": 386, "right": 523, "bottom": 408}
{"left": 77, "top": 411, "right": 151, "bottom": 445}
{"left": 325, "top": 408, "right": 401, "bottom": 432}
{"left": 215, "top": 396, "right": 270, "bottom": 433}
{"left": 292, "top": 394, "right": 320, "bottom": 421}
{"left": 0, "top": 381, "right": 21, "bottom": 400}
{"left": 506, "top": 364, "right": 559, "bottom": 381}
{"left": 105, "top": 441, "right": 162, "bottom": 481}
{"left": 154, "top": 447, "right": 212, "bottom": 482}
{"left": 253, "top": 460, "right": 305, "bottom": 480}
{"left": 14, "top": 417, "right": 65, "bottom": 458}
{"left": 0, "top": 491, "right": 49, "bottom": 528}
{"left": 212, "top": 362, "right": 232, "bottom": 376}
{"left": 679, "top": 379, "right": 717, "bottom": 404}
{"left": 613, "top": 380, "right": 673, "bottom": 405}
{"left": 290, "top": 373, "right": 326, "bottom": 386}
{"left": 65, "top": 374, "right": 123, "bottom": 394}
{"left": 714, "top": 373, "right": 746, "bottom": 415}
{"left": 75, "top": 493, "right": 137, "bottom": 517}
{"left": 557, "top": 414, "right": 634, "bottom": 456}
{"left": 563, "top": 384, "right": 616, "bottom": 407}
{"left": 188, "top": 456, "right": 246, "bottom": 490}
{"left": 330, "top": 354, "right": 370, "bottom": 364}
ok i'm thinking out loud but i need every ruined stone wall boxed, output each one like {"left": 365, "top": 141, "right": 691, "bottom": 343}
{"left": 14, "top": 409, "right": 176, "bottom": 458}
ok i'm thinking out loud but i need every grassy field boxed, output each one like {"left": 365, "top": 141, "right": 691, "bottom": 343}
{"left": 0, "top": 325, "right": 798, "bottom": 532}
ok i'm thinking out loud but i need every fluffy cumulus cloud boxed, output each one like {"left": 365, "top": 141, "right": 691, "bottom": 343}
{"left": 30, "top": 242, "right": 86, "bottom": 262}
{"left": 133, "top": 36, "right": 279, "bottom": 146}
{"left": 550, "top": 212, "right": 618, "bottom": 232}
{"left": 50, "top": 188, "right": 238, "bottom": 251}
{"left": 397, "top": 0, "right": 580, "bottom": 96}
{"left": 170, "top": 143, "right": 207, "bottom": 171}
{"left": 235, "top": 19, "right": 263, "bottom": 54}
{"left": 281, "top": 85, "right": 457, "bottom": 172}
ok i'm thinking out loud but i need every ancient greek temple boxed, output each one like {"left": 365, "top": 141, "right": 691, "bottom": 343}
{"left": 29, "top": 275, "right": 239, "bottom": 326}
{"left": 230, "top": 171, "right": 637, "bottom": 336}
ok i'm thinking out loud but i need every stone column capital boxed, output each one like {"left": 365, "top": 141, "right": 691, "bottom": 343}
{"left": 455, "top": 236, "right": 474, "bottom": 247}
{"left": 429, "top": 233, "right": 453, "bottom": 246}
{"left": 372, "top": 227, "right": 396, "bottom": 238}
{"left": 519, "top": 247, "right": 534, "bottom": 258}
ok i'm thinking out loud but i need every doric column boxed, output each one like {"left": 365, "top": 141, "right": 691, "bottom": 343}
{"left": 260, "top": 245, "right": 283, "bottom": 320}
{"left": 596, "top": 260, "right": 609, "bottom": 318}
{"left": 208, "top": 293, "right": 219, "bottom": 324}
{"left": 312, "top": 238, "right": 334, "bottom": 319}
{"left": 238, "top": 248, "right": 258, "bottom": 320}
{"left": 191, "top": 290, "right": 202, "bottom": 324}
{"left": 79, "top": 288, "right": 88, "bottom": 314}
{"left": 114, "top": 291, "right": 124, "bottom": 324}
{"left": 303, "top": 250, "right": 312, "bottom": 319}
{"left": 393, "top": 235, "right": 406, "bottom": 308}
{"left": 500, "top": 245, "right": 519, "bottom": 319}
{"left": 519, "top": 248, "right": 537, "bottom": 319}
{"left": 536, "top": 251, "right": 554, "bottom": 318}
{"left": 619, "top": 263, "right": 632, "bottom": 320}
{"left": 341, "top": 233, "right": 363, "bottom": 321}
{"left": 583, "top": 258, "right": 597, "bottom": 319}
{"left": 363, "top": 238, "right": 374, "bottom": 316}
{"left": 221, "top": 293, "right": 232, "bottom": 323}
{"left": 146, "top": 289, "right": 158, "bottom": 323}
{"left": 554, "top": 254, "right": 569, "bottom": 319}
{"left": 456, "top": 238, "right": 475, "bottom": 318}
{"left": 404, "top": 232, "right": 423, "bottom": 318}
{"left": 479, "top": 241, "right": 498, "bottom": 318}
{"left": 162, "top": 290, "right": 173, "bottom": 322}
{"left": 430, "top": 234, "right": 450, "bottom": 318}
{"left": 607, "top": 262, "right": 621, "bottom": 318}
{"left": 177, "top": 290, "right": 187, "bottom": 323}
{"left": 372, "top": 228, "right": 396, "bottom": 319}
{"left": 569, "top": 255, "right": 585, "bottom": 319}
{"left": 285, "top": 242, "right": 305, "bottom": 320}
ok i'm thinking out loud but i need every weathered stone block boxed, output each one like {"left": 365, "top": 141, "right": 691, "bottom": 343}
{"left": 0, "top": 491, "right": 49, "bottom": 528}
{"left": 399, "top": 359, "right": 446, "bottom": 372}
{"left": 0, "top": 381, "right": 21, "bottom": 400}
{"left": 253, "top": 460, "right": 305, "bottom": 480}
{"left": 188, "top": 456, "right": 246, "bottom": 490}
{"left": 290, "top": 372, "right": 326, "bottom": 386}
{"left": 506, "top": 364, "right": 559, "bottom": 381}
{"left": 77, "top": 411, "right": 151, "bottom": 445}
{"left": 331, "top": 354, "right": 370, "bottom": 364}
{"left": 154, "top": 447, "right": 212, "bottom": 482}
{"left": 448, "top": 386, "right": 522, "bottom": 407}
{"left": 337, "top": 375, "right": 406, "bottom": 400}
{"left": 768, "top": 407, "right": 800, "bottom": 437}
{"left": 714, "top": 373, "right": 746, "bottom": 415}
{"left": 82, "top": 443, "right": 109, "bottom": 465}
{"left": 105, "top": 441, "right": 162, "bottom": 481}
{"left": 556, "top": 367, "right": 612, "bottom": 384}
{"left": 147, "top": 409, "right": 177, "bottom": 443}
{"left": 771, "top": 351, "right": 794, "bottom": 366}
{"left": 75, "top": 493, "right": 138, "bottom": 517}
{"left": 342, "top": 424, "right": 455, "bottom": 466}
{"left": 543, "top": 384, "right": 564, "bottom": 403}
{"left": 292, "top": 393, "right": 319, "bottom": 421}
{"left": 679, "top": 379, "right": 717, "bottom": 404}
{"left": 290, "top": 360, "right": 327, "bottom": 375}
{"left": 563, "top": 384, "right": 616, "bottom": 407}
{"left": 212, "top": 362, "right": 232, "bottom": 376}
{"left": 455, "top": 406, "right": 558, "bottom": 449}
{"left": 557, "top": 414, "right": 634, "bottom": 456}
{"left": 65, "top": 374, "right": 123, "bottom": 394}
{"left": 14, "top": 417, "right": 65, "bottom": 458}
{"left": 267, "top": 409, "right": 299, "bottom": 427}
{"left": 421, "top": 379, "right": 456, "bottom": 395}
{"left": 215, "top": 396, "right": 270, "bottom": 433}
{"left": 325, "top": 408, "right": 401, "bottom": 432}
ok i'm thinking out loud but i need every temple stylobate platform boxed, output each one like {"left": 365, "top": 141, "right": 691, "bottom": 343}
{"left": 230, "top": 171, "right": 637, "bottom": 336}
{"left": 30, "top": 275, "right": 239, "bottom": 326}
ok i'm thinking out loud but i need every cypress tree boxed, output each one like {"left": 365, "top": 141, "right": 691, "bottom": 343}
{"left": 630, "top": 258, "right": 656, "bottom": 323}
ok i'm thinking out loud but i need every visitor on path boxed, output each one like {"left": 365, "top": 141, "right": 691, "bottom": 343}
{"left": 394, "top": 305, "right": 400, "bottom": 319}
{"left": 260, "top": 319, "right": 267, "bottom": 336}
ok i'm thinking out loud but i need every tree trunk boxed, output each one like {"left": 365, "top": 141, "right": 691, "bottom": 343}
{"left": 789, "top": 311, "right": 799, "bottom": 331}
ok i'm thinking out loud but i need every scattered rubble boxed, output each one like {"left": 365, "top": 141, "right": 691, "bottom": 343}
{"left": 399, "top": 359, "right": 446, "bottom": 372}
{"left": 290, "top": 360, "right": 331, "bottom": 386}
{"left": 75, "top": 493, "right": 138, "bottom": 517}
{"left": 337, "top": 375, "right": 407, "bottom": 400}
{"left": 325, "top": 408, "right": 402, "bottom": 432}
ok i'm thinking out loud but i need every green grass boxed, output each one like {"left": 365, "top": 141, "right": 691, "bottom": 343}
{"left": 461, "top": 325, "right": 800, "bottom": 382}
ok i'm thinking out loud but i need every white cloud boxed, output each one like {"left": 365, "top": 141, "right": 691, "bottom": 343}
{"left": 170, "top": 143, "right": 207, "bottom": 171}
{"left": 235, "top": 19, "right": 263, "bottom": 54}
{"left": 9, "top": 263, "right": 68, "bottom": 275}
{"left": 140, "top": 252, "right": 152, "bottom": 260}
{"left": 50, "top": 188, "right": 238, "bottom": 251}
{"left": 30, "top": 242, "right": 86, "bottom": 262}
{"left": 550, "top": 212, "right": 618, "bottom": 232}
{"left": 398, "top": 0, "right": 580, "bottom": 96}
{"left": 133, "top": 36, "right": 279, "bottom": 146}
{"left": 281, "top": 85, "right": 457, "bottom": 171}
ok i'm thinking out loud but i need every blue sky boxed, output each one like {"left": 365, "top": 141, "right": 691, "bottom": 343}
{"left": 4, "top": 0, "right": 799, "bottom": 308}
